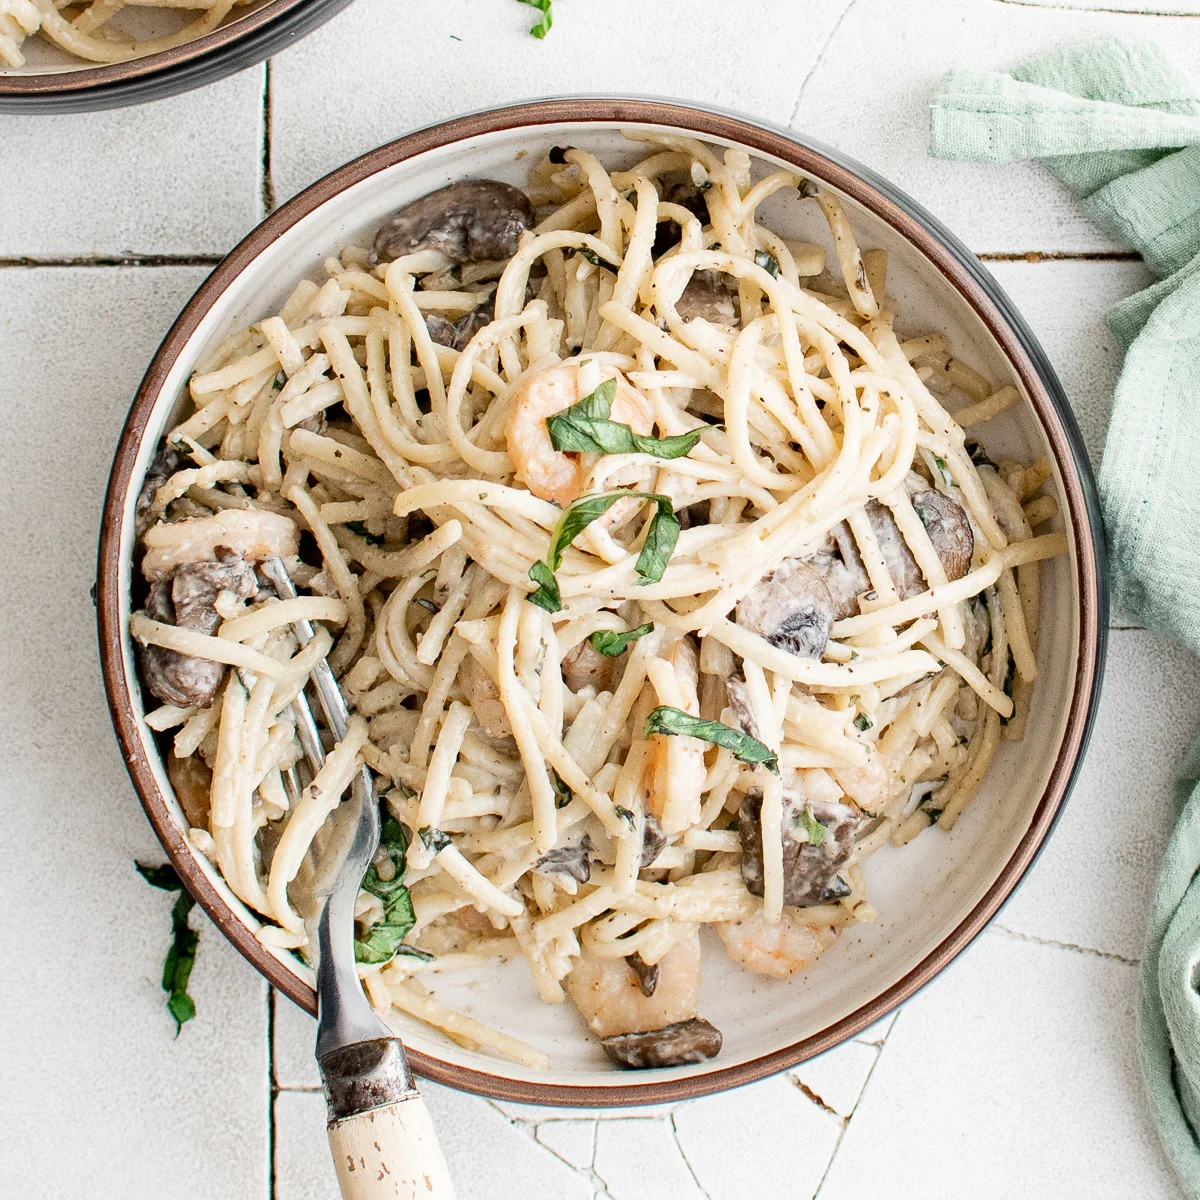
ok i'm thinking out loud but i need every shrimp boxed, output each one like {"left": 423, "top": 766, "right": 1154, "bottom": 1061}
{"left": 645, "top": 636, "right": 707, "bottom": 829}
{"left": 505, "top": 361, "right": 653, "bottom": 505}
{"left": 716, "top": 907, "right": 839, "bottom": 979}
{"left": 564, "top": 926, "right": 702, "bottom": 1037}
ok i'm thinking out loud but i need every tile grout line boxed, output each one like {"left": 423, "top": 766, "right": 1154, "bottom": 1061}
{"left": 669, "top": 1110, "right": 715, "bottom": 1200}
{"left": 0, "top": 254, "right": 223, "bottom": 268}
{"left": 267, "top": 989, "right": 277, "bottom": 1200}
{"left": 810, "top": 1012, "right": 900, "bottom": 1199}
{"left": 788, "top": 0, "right": 860, "bottom": 125}
{"left": 261, "top": 59, "right": 276, "bottom": 217}
{"left": 990, "top": 0, "right": 1200, "bottom": 15}
{"left": 977, "top": 250, "right": 1141, "bottom": 262}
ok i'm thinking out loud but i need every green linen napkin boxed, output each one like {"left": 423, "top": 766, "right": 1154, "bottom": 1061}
{"left": 929, "top": 38, "right": 1200, "bottom": 1196}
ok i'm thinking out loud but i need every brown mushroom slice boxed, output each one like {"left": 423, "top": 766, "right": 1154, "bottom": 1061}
{"left": 601, "top": 1018, "right": 723, "bottom": 1069}
{"left": 135, "top": 446, "right": 187, "bottom": 539}
{"left": 911, "top": 489, "right": 974, "bottom": 581}
{"left": 865, "top": 498, "right": 925, "bottom": 598}
{"left": 639, "top": 813, "right": 668, "bottom": 868}
{"left": 735, "top": 558, "right": 835, "bottom": 659}
{"left": 533, "top": 835, "right": 593, "bottom": 885}
{"left": 373, "top": 180, "right": 535, "bottom": 265}
{"left": 424, "top": 297, "right": 496, "bottom": 353}
{"left": 141, "top": 508, "right": 298, "bottom": 581}
{"left": 625, "top": 953, "right": 659, "bottom": 998}
{"left": 675, "top": 270, "right": 737, "bottom": 326}
{"left": 138, "top": 553, "right": 258, "bottom": 708}
{"left": 739, "top": 790, "right": 860, "bottom": 908}
{"left": 167, "top": 749, "right": 212, "bottom": 830}
{"left": 805, "top": 522, "right": 870, "bottom": 619}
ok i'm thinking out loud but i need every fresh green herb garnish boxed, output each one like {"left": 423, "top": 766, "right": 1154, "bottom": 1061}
{"left": 644, "top": 706, "right": 779, "bottom": 774}
{"left": 853, "top": 713, "right": 873, "bottom": 732}
{"left": 794, "top": 806, "right": 828, "bottom": 847}
{"left": 354, "top": 811, "right": 418, "bottom": 966}
{"left": 546, "top": 379, "right": 712, "bottom": 460}
{"left": 590, "top": 622, "right": 654, "bottom": 657}
{"left": 923, "top": 806, "right": 943, "bottom": 824}
{"left": 933, "top": 455, "right": 958, "bottom": 488}
{"left": 516, "top": 0, "right": 553, "bottom": 38}
{"left": 999, "top": 651, "right": 1016, "bottom": 725}
{"left": 418, "top": 826, "right": 453, "bottom": 853}
{"left": 346, "top": 520, "right": 385, "bottom": 546}
{"left": 551, "top": 768, "right": 573, "bottom": 807}
{"left": 274, "top": 371, "right": 287, "bottom": 388}
{"left": 753, "top": 250, "right": 781, "bottom": 278}
{"left": 136, "top": 862, "right": 199, "bottom": 1035}
{"left": 579, "top": 246, "right": 621, "bottom": 272}
{"left": 614, "top": 805, "right": 635, "bottom": 825}
{"left": 526, "top": 489, "right": 680, "bottom": 611}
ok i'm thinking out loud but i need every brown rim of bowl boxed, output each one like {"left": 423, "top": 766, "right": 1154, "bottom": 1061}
{"left": 0, "top": 0, "right": 324, "bottom": 96}
{"left": 97, "top": 97, "right": 1106, "bottom": 1108}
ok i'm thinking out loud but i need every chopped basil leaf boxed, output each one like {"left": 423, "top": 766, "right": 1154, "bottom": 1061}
{"left": 418, "top": 825, "right": 453, "bottom": 853}
{"left": 795, "top": 806, "right": 828, "bottom": 847}
{"left": 412, "top": 597, "right": 440, "bottom": 613}
{"left": 516, "top": 0, "right": 552, "bottom": 37}
{"left": 753, "top": 250, "right": 781, "bottom": 278}
{"left": 579, "top": 246, "right": 621, "bottom": 272}
{"left": 933, "top": 455, "right": 958, "bottom": 488}
{"left": 922, "top": 806, "right": 943, "bottom": 824}
{"left": 274, "top": 371, "right": 287, "bottom": 388}
{"left": 644, "top": 706, "right": 779, "bottom": 774}
{"left": 853, "top": 713, "right": 873, "bottom": 732}
{"left": 546, "top": 378, "right": 711, "bottom": 461}
{"left": 551, "top": 768, "right": 572, "bottom": 807}
{"left": 614, "top": 804, "right": 635, "bottom": 825}
{"left": 526, "top": 559, "right": 562, "bottom": 612}
{"left": 590, "top": 623, "right": 653, "bottom": 657}
{"left": 355, "top": 811, "right": 419, "bottom": 966}
{"left": 346, "top": 519, "right": 385, "bottom": 545}
{"left": 967, "top": 441, "right": 997, "bottom": 469}
{"left": 548, "top": 145, "right": 569, "bottom": 164}
{"left": 526, "top": 490, "right": 679, "bottom": 609}
{"left": 136, "top": 861, "right": 199, "bottom": 1036}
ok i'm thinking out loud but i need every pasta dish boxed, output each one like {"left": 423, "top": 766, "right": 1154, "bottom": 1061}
{"left": 0, "top": 0, "right": 256, "bottom": 67}
{"left": 130, "top": 134, "right": 1065, "bottom": 1071}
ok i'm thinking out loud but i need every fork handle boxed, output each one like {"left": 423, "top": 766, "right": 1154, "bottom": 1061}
{"left": 328, "top": 1093, "right": 455, "bottom": 1199}
{"left": 321, "top": 1037, "right": 456, "bottom": 1199}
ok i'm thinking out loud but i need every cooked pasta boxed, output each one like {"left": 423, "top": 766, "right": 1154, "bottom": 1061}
{"left": 0, "top": 0, "right": 254, "bottom": 68}
{"left": 130, "top": 135, "right": 1065, "bottom": 1070}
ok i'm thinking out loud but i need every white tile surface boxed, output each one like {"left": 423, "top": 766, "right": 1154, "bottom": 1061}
{"left": 3, "top": 1, "right": 1198, "bottom": 1198}
{"left": 0, "top": 267, "right": 268, "bottom": 1200}
{"left": 0, "top": 69, "right": 263, "bottom": 258}
{"left": 818, "top": 931, "right": 1182, "bottom": 1200}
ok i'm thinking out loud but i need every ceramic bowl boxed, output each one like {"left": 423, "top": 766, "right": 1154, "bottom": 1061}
{"left": 96, "top": 98, "right": 1107, "bottom": 1106}
{"left": 0, "top": 0, "right": 354, "bottom": 113}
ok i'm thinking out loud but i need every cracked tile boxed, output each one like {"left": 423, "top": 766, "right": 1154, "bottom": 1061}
{"left": 998, "top": 0, "right": 1200, "bottom": 10}
{"left": 673, "top": 1073, "right": 842, "bottom": 1199}
{"left": 275, "top": 1084, "right": 593, "bottom": 1199}
{"left": 852, "top": 1010, "right": 899, "bottom": 1046}
{"left": 817, "top": 930, "right": 1180, "bottom": 1199}
{"left": 792, "top": 0, "right": 1200, "bottom": 253}
{"left": 492, "top": 1098, "right": 677, "bottom": 1123}
{"left": 998, "top": 630, "right": 1200, "bottom": 961}
{"left": 535, "top": 1119, "right": 597, "bottom": 1171}
{"left": 594, "top": 1118, "right": 708, "bottom": 1200}
{"left": 791, "top": 1039, "right": 882, "bottom": 1119}
{"left": 268, "top": 0, "right": 849, "bottom": 203}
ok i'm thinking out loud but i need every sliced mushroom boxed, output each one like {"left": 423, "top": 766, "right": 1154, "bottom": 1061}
{"left": 373, "top": 180, "right": 535, "bottom": 265}
{"left": 601, "top": 1018, "right": 723, "bottom": 1069}
{"left": 911, "top": 489, "right": 973, "bottom": 581}
{"left": 424, "top": 296, "right": 496, "bottom": 353}
{"left": 625, "top": 952, "right": 659, "bottom": 998}
{"left": 675, "top": 270, "right": 737, "bottom": 326}
{"left": 806, "top": 522, "right": 870, "bottom": 619}
{"left": 725, "top": 675, "right": 759, "bottom": 741}
{"left": 139, "top": 552, "right": 258, "bottom": 708}
{"left": 135, "top": 446, "right": 187, "bottom": 539}
{"left": 167, "top": 751, "right": 212, "bottom": 830}
{"left": 533, "top": 834, "right": 594, "bottom": 884}
{"left": 560, "top": 638, "right": 618, "bottom": 694}
{"left": 736, "top": 558, "right": 835, "bottom": 659}
{"left": 865, "top": 498, "right": 924, "bottom": 598}
{"left": 739, "top": 790, "right": 861, "bottom": 908}
{"left": 640, "top": 813, "right": 667, "bottom": 868}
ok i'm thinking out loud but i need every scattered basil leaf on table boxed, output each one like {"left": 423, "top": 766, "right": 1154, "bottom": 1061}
{"left": 136, "top": 861, "right": 199, "bottom": 1035}
{"left": 590, "top": 623, "right": 654, "bottom": 657}
{"left": 546, "top": 378, "right": 712, "bottom": 460}
{"left": 516, "top": 0, "right": 553, "bottom": 38}
{"left": 643, "top": 706, "right": 779, "bottom": 774}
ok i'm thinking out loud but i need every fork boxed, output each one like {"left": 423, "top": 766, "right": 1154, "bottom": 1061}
{"left": 261, "top": 557, "right": 455, "bottom": 1200}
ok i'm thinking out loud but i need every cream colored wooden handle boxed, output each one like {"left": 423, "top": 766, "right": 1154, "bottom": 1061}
{"left": 327, "top": 1093, "right": 456, "bottom": 1199}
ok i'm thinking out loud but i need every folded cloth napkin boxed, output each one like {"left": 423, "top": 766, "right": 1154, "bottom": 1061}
{"left": 929, "top": 38, "right": 1200, "bottom": 1196}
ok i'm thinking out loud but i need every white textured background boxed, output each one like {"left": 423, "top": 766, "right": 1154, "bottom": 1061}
{"left": 3, "top": 1, "right": 1200, "bottom": 1196}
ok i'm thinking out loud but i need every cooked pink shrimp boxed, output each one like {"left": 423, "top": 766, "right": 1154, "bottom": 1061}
{"left": 716, "top": 908, "right": 838, "bottom": 979}
{"left": 505, "top": 362, "right": 653, "bottom": 505}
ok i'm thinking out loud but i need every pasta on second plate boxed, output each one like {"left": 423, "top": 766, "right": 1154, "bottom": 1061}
{"left": 131, "top": 133, "right": 1065, "bottom": 1070}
